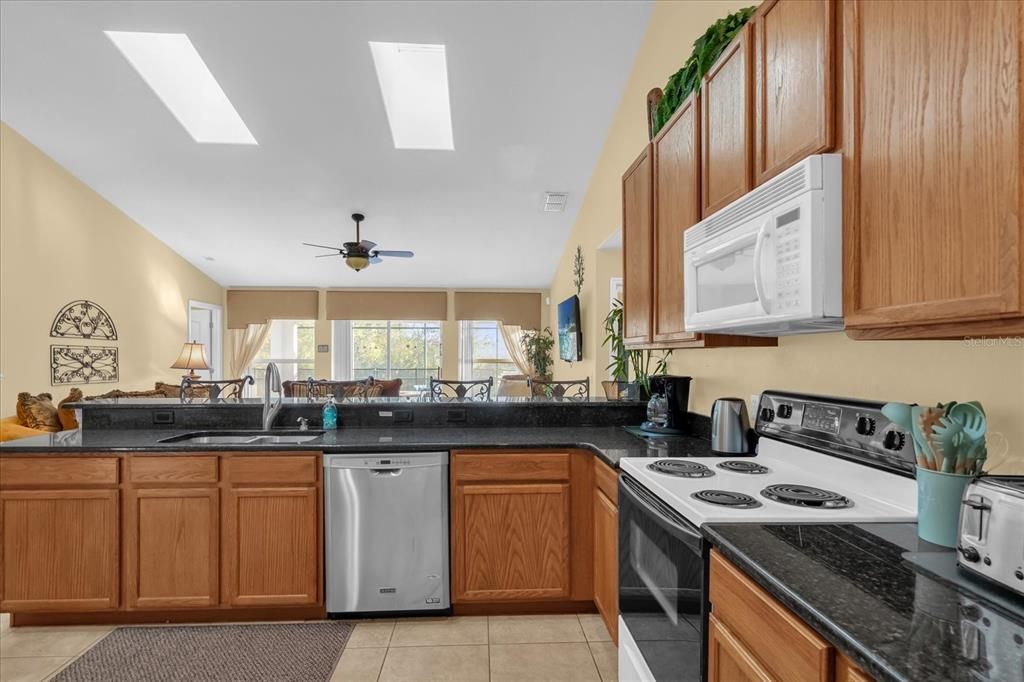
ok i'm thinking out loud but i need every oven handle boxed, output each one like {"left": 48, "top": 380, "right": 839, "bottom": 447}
{"left": 752, "top": 219, "right": 772, "bottom": 314}
{"left": 619, "top": 474, "right": 703, "bottom": 543}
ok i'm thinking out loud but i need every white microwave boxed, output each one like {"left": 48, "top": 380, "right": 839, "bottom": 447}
{"left": 683, "top": 154, "right": 843, "bottom": 336}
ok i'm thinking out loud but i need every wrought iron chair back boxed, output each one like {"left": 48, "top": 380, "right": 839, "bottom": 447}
{"left": 429, "top": 377, "right": 493, "bottom": 402}
{"left": 527, "top": 377, "right": 590, "bottom": 402}
{"left": 179, "top": 376, "right": 254, "bottom": 403}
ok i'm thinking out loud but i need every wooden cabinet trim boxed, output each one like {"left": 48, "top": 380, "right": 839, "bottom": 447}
{"left": 453, "top": 452, "right": 570, "bottom": 482}
{"left": 124, "top": 487, "right": 219, "bottom": 609}
{"left": 841, "top": 0, "right": 1024, "bottom": 332}
{"left": 129, "top": 456, "right": 219, "bottom": 485}
{"left": 701, "top": 25, "right": 754, "bottom": 217}
{"left": 753, "top": 0, "right": 836, "bottom": 186}
{"left": 710, "top": 551, "right": 832, "bottom": 682}
{"left": 1, "top": 457, "right": 119, "bottom": 488}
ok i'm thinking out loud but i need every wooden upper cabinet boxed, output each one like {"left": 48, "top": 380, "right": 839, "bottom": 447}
{"left": 125, "top": 487, "right": 219, "bottom": 609}
{"left": 653, "top": 93, "right": 701, "bottom": 344}
{"left": 0, "top": 489, "right": 119, "bottom": 612}
{"left": 702, "top": 25, "right": 753, "bottom": 217}
{"left": 623, "top": 145, "right": 654, "bottom": 344}
{"left": 753, "top": 0, "right": 836, "bottom": 185}
{"left": 842, "top": 0, "right": 1024, "bottom": 338}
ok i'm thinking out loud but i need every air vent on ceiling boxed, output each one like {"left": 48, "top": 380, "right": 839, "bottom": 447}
{"left": 543, "top": 192, "right": 569, "bottom": 212}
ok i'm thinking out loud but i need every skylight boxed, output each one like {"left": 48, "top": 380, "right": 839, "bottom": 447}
{"left": 105, "top": 31, "right": 257, "bottom": 145}
{"left": 368, "top": 42, "right": 454, "bottom": 151}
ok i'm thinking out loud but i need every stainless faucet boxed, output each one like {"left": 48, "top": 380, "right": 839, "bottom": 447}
{"left": 263, "top": 362, "right": 283, "bottom": 430}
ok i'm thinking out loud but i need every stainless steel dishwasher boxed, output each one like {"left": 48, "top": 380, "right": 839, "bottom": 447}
{"left": 324, "top": 452, "right": 450, "bottom": 616}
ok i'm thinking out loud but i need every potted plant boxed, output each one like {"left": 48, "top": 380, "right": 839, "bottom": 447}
{"left": 521, "top": 326, "right": 555, "bottom": 381}
{"left": 602, "top": 300, "right": 672, "bottom": 400}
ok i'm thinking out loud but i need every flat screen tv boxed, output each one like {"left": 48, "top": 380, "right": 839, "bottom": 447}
{"left": 557, "top": 295, "right": 582, "bottom": 362}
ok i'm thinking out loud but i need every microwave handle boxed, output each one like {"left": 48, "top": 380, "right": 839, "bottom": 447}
{"left": 753, "top": 219, "right": 772, "bottom": 314}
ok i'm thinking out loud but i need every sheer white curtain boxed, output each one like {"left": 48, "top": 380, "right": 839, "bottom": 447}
{"left": 226, "top": 323, "right": 271, "bottom": 378}
{"left": 498, "top": 323, "right": 532, "bottom": 375}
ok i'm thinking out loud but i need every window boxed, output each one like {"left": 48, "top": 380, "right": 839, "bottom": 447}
{"left": 333, "top": 320, "right": 442, "bottom": 391}
{"left": 459, "top": 320, "right": 518, "bottom": 380}
{"left": 249, "top": 320, "right": 316, "bottom": 396}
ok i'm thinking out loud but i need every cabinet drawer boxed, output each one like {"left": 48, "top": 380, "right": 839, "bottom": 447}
{"left": 0, "top": 457, "right": 119, "bottom": 487}
{"left": 225, "top": 455, "right": 318, "bottom": 485}
{"left": 453, "top": 452, "right": 570, "bottom": 482}
{"left": 710, "top": 551, "right": 831, "bottom": 682}
{"left": 593, "top": 459, "right": 617, "bottom": 506}
{"left": 129, "top": 456, "right": 218, "bottom": 484}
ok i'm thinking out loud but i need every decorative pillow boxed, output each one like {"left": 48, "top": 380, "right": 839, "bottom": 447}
{"left": 57, "top": 388, "right": 83, "bottom": 430}
{"left": 15, "top": 392, "right": 61, "bottom": 432}
{"left": 85, "top": 388, "right": 167, "bottom": 400}
{"left": 370, "top": 377, "right": 402, "bottom": 397}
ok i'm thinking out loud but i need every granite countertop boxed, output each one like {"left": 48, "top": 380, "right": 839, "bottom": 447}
{"left": 0, "top": 425, "right": 713, "bottom": 468}
{"left": 704, "top": 522, "right": 1024, "bottom": 682}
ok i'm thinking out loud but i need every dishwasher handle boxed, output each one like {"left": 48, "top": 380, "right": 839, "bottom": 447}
{"left": 370, "top": 468, "right": 403, "bottom": 476}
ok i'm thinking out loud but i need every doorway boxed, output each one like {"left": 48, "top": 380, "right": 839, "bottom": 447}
{"left": 187, "top": 300, "right": 223, "bottom": 380}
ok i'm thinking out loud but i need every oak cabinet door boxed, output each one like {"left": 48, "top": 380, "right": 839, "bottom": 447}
{"left": 702, "top": 25, "right": 753, "bottom": 216}
{"left": 623, "top": 145, "right": 654, "bottom": 345}
{"left": 708, "top": 615, "right": 773, "bottom": 682}
{"left": 453, "top": 483, "right": 571, "bottom": 602}
{"left": 125, "top": 487, "right": 219, "bottom": 609}
{"left": 753, "top": 0, "right": 835, "bottom": 185}
{"left": 223, "top": 486, "right": 319, "bottom": 606}
{"left": 653, "top": 93, "right": 701, "bottom": 344}
{"left": 0, "top": 489, "right": 119, "bottom": 612}
{"left": 592, "top": 485, "right": 618, "bottom": 643}
{"left": 843, "top": 0, "right": 1024, "bottom": 334}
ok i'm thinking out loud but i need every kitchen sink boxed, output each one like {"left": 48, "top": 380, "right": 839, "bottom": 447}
{"left": 158, "top": 431, "right": 324, "bottom": 445}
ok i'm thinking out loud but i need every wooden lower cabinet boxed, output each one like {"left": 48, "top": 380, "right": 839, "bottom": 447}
{"left": 0, "top": 488, "right": 120, "bottom": 612}
{"left": 708, "top": 614, "right": 773, "bottom": 682}
{"left": 450, "top": 450, "right": 594, "bottom": 608}
{"left": 592, "top": 459, "right": 618, "bottom": 642}
{"left": 710, "top": 551, "right": 834, "bottom": 682}
{"left": 125, "top": 487, "right": 219, "bottom": 609}
{"left": 223, "top": 486, "right": 320, "bottom": 606}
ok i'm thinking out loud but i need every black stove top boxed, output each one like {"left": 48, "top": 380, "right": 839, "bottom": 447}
{"left": 761, "top": 484, "right": 853, "bottom": 509}
{"left": 647, "top": 460, "right": 714, "bottom": 478}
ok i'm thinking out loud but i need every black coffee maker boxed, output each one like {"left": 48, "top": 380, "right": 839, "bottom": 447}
{"left": 640, "top": 375, "right": 692, "bottom": 434}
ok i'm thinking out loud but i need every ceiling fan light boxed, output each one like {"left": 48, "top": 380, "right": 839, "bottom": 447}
{"left": 346, "top": 255, "right": 370, "bottom": 271}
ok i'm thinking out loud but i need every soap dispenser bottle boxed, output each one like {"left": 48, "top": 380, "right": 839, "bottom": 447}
{"left": 322, "top": 396, "right": 338, "bottom": 430}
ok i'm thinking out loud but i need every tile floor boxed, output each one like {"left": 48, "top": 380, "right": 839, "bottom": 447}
{"left": 0, "top": 613, "right": 617, "bottom": 682}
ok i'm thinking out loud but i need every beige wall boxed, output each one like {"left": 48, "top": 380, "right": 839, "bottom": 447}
{"left": 548, "top": 1, "right": 1024, "bottom": 472}
{"left": 0, "top": 123, "right": 225, "bottom": 413}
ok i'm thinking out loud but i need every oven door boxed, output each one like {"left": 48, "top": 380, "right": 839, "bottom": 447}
{"left": 618, "top": 473, "right": 707, "bottom": 682}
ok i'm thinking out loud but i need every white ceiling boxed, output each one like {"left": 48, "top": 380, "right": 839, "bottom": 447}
{"left": 0, "top": 1, "right": 651, "bottom": 289}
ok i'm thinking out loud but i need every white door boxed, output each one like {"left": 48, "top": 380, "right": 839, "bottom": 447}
{"left": 187, "top": 301, "right": 222, "bottom": 380}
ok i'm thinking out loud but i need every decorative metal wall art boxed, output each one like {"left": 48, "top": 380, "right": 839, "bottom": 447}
{"left": 50, "top": 300, "right": 118, "bottom": 340}
{"left": 573, "top": 245, "right": 585, "bottom": 296}
{"left": 50, "top": 345, "right": 119, "bottom": 385}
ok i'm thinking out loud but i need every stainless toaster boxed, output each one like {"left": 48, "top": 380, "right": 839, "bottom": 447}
{"left": 957, "top": 476, "right": 1024, "bottom": 596}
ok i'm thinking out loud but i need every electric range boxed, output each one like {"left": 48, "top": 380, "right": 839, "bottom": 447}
{"left": 616, "top": 391, "right": 918, "bottom": 682}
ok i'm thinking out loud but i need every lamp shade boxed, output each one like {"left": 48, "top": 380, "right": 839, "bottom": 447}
{"left": 171, "top": 341, "right": 211, "bottom": 371}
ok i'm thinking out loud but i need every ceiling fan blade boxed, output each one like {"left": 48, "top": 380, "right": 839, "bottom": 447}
{"left": 374, "top": 250, "right": 414, "bottom": 258}
{"left": 315, "top": 253, "right": 344, "bottom": 258}
{"left": 369, "top": 256, "right": 383, "bottom": 264}
{"left": 358, "top": 240, "right": 377, "bottom": 250}
{"left": 303, "top": 242, "right": 343, "bottom": 251}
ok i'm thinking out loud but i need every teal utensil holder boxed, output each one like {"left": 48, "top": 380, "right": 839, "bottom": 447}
{"left": 916, "top": 466, "right": 972, "bottom": 547}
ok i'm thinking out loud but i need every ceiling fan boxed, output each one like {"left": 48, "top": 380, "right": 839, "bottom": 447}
{"left": 303, "top": 213, "right": 414, "bottom": 272}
